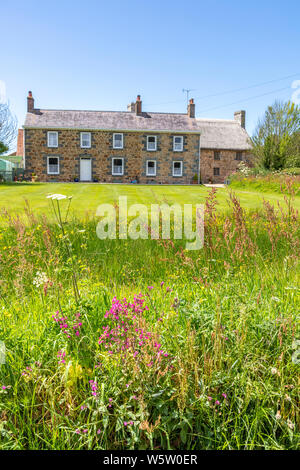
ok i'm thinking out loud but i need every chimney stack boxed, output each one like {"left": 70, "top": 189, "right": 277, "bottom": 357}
{"left": 187, "top": 98, "right": 195, "bottom": 118}
{"left": 234, "top": 110, "right": 246, "bottom": 129}
{"left": 135, "top": 95, "right": 142, "bottom": 115}
{"left": 127, "top": 102, "right": 135, "bottom": 112}
{"left": 27, "top": 91, "right": 35, "bottom": 113}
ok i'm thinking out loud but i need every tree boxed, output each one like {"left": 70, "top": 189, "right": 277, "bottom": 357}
{"left": 0, "top": 102, "right": 17, "bottom": 155}
{"left": 252, "top": 100, "right": 300, "bottom": 170}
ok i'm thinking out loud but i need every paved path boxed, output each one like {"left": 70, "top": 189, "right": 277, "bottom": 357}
{"left": 203, "top": 184, "right": 225, "bottom": 188}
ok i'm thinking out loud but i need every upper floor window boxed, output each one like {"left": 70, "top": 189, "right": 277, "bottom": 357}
{"left": 147, "top": 136, "right": 157, "bottom": 151}
{"left": 146, "top": 160, "right": 156, "bottom": 176}
{"left": 213, "top": 167, "right": 220, "bottom": 176}
{"left": 173, "top": 161, "right": 183, "bottom": 177}
{"left": 80, "top": 132, "right": 91, "bottom": 148}
{"left": 214, "top": 151, "right": 221, "bottom": 160}
{"left": 173, "top": 136, "right": 183, "bottom": 152}
{"left": 113, "top": 133, "right": 123, "bottom": 149}
{"left": 47, "top": 131, "right": 58, "bottom": 148}
{"left": 236, "top": 152, "right": 243, "bottom": 161}
{"left": 47, "top": 156, "right": 59, "bottom": 175}
{"left": 112, "top": 157, "right": 124, "bottom": 176}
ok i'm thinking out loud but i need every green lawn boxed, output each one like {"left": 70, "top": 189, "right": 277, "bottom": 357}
{"left": 1, "top": 182, "right": 299, "bottom": 219}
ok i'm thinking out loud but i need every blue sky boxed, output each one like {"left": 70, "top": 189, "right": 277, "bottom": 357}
{"left": 2, "top": 0, "right": 300, "bottom": 148}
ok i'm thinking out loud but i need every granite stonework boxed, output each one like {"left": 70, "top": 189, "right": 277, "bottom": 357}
{"left": 23, "top": 93, "right": 252, "bottom": 184}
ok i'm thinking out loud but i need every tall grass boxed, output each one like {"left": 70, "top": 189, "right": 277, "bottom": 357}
{"left": 0, "top": 184, "right": 299, "bottom": 450}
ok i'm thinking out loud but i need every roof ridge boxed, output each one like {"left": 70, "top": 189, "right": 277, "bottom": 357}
{"left": 35, "top": 109, "right": 189, "bottom": 116}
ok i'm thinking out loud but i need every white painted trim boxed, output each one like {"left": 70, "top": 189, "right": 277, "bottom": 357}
{"left": 80, "top": 132, "right": 91, "bottom": 148}
{"left": 47, "top": 156, "right": 60, "bottom": 175}
{"left": 147, "top": 135, "right": 157, "bottom": 151}
{"left": 112, "top": 157, "right": 124, "bottom": 176}
{"left": 47, "top": 131, "right": 58, "bottom": 148}
{"left": 173, "top": 135, "right": 183, "bottom": 152}
{"left": 113, "top": 133, "right": 124, "bottom": 149}
{"left": 172, "top": 160, "right": 183, "bottom": 177}
{"left": 146, "top": 160, "right": 157, "bottom": 176}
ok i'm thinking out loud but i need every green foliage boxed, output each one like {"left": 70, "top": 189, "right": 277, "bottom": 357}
{"left": 252, "top": 100, "right": 300, "bottom": 170}
{"left": 0, "top": 186, "right": 299, "bottom": 450}
{"left": 0, "top": 141, "right": 8, "bottom": 155}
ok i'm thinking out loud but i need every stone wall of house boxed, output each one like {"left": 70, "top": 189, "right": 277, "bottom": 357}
{"left": 24, "top": 128, "right": 250, "bottom": 184}
{"left": 200, "top": 149, "right": 252, "bottom": 184}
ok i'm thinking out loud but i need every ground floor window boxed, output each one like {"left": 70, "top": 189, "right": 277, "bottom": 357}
{"left": 146, "top": 160, "right": 156, "bottom": 176}
{"left": 173, "top": 161, "right": 183, "bottom": 176}
{"left": 47, "top": 156, "right": 59, "bottom": 175}
{"left": 112, "top": 158, "right": 124, "bottom": 175}
{"left": 213, "top": 167, "right": 220, "bottom": 176}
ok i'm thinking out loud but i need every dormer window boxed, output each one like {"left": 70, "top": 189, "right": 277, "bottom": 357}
{"left": 113, "top": 133, "right": 123, "bottom": 149}
{"left": 80, "top": 132, "right": 91, "bottom": 148}
{"left": 147, "top": 136, "right": 157, "bottom": 151}
{"left": 47, "top": 131, "right": 58, "bottom": 148}
{"left": 173, "top": 136, "right": 183, "bottom": 152}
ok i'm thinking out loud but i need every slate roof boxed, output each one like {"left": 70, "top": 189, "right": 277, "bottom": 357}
{"left": 24, "top": 109, "right": 252, "bottom": 150}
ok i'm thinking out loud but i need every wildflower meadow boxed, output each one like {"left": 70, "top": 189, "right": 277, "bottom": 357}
{"left": 0, "top": 178, "right": 299, "bottom": 450}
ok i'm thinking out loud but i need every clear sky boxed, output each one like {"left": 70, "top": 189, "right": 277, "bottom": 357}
{"left": 1, "top": 0, "right": 300, "bottom": 150}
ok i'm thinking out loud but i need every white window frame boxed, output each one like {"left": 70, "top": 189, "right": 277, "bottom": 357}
{"left": 80, "top": 132, "right": 91, "bottom": 148}
{"left": 146, "top": 160, "right": 157, "bottom": 176}
{"left": 173, "top": 136, "right": 183, "bottom": 152}
{"left": 47, "top": 131, "right": 58, "bottom": 148}
{"left": 113, "top": 133, "right": 124, "bottom": 149}
{"left": 112, "top": 157, "right": 124, "bottom": 176}
{"left": 172, "top": 161, "right": 183, "bottom": 177}
{"left": 47, "top": 156, "right": 60, "bottom": 175}
{"left": 147, "top": 135, "right": 157, "bottom": 151}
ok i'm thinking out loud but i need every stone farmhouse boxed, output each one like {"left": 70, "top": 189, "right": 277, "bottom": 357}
{"left": 23, "top": 92, "right": 252, "bottom": 184}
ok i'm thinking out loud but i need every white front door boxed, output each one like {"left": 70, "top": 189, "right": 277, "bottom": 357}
{"left": 80, "top": 158, "right": 92, "bottom": 181}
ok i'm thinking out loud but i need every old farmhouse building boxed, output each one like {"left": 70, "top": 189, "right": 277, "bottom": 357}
{"left": 23, "top": 92, "right": 252, "bottom": 184}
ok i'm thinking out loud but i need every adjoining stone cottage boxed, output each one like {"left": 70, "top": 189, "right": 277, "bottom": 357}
{"left": 23, "top": 92, "right": 252, "bottom": 184}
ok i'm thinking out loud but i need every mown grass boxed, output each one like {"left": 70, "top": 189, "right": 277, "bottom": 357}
{"left": 1, "top": 181, "right": 300, "bottom": 220}
{"left": 0, "top": 181, "right": 299, "bottom": 450}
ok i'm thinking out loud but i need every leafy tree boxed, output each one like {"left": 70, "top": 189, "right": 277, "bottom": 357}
{"left": 252, "top": 100, "right": 300, "bottom": 170}
{"left": 0, "top": 102, "right": 17, "bottom": 155}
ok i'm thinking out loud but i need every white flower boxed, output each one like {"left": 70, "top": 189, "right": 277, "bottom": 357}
{"left": 287, "top": 419, "right": 295, "bottom": 430}
{"left": 33, "top": 271, "right": 48, "bottom": 288}
{"left": 46, "top": 194, "right": 72, "bottom": 200}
